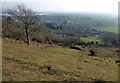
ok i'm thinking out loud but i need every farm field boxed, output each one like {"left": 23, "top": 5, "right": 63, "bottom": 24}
{"left": 80, "top": 37, "right": 104, "bottom": 44}
{"left": 93, "top": 27, "right": 118, "bottom": 33}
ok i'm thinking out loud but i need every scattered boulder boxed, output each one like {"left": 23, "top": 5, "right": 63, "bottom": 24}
{"left": 115, "top": 60, "right": 120, "bottom": 63}
{"left": 116, "top": 50, "right": 120, "bottom": 52}
{"left": 70, "top": 46, "right": 82, "bottom": 50}
{"left": 89, "top": 49, "right": 95, "bottom": 56}
{"left": 47, "top": 65, "right": 52, "bottom": 70}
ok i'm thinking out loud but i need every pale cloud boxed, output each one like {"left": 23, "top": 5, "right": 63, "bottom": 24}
{"left": 2, "top": 0, "right": 119, "bottom": 14}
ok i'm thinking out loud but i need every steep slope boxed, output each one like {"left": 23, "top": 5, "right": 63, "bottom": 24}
{"left": 2, "top": 38, "right": 118, "bottom": 81}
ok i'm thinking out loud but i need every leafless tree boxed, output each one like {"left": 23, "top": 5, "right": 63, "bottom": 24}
{"left": 6, "top": 4, "right": 41, "bottom": 45}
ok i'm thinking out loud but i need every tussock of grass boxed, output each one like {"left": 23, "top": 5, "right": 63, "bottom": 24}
{"left": 2, "top": 38, "right": 118, "bottom": 81}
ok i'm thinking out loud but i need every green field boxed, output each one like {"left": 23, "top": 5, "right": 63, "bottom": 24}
{"left": 69, "top": 14, "right": 117, "bottom": 34}
{"left": 2, "top": 38, "right": 118, "bottom": 81}
{"left": 80, "top": 37, "right": 103, "bottom": 43}
{"left": 94, "top": 27, "right": 118, "bottom": 33}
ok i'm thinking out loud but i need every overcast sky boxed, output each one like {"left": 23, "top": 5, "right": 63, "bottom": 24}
{"left": 2, "top": 0, "right": 119, "bottom": 15}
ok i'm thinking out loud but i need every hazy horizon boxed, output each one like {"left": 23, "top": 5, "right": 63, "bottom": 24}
{"left": 2, "top": 0, "right": 119, "bottom": 15}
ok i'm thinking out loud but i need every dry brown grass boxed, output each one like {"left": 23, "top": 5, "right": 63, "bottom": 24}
{"left": 2, "top": 38, "right": 118, "bottom": 81}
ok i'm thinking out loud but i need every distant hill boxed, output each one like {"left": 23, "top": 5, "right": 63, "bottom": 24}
{"left": 39, "top": 13, "right": 117, "bottom": 33}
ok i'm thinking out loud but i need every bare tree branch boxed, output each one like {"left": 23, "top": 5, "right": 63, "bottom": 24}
{"left": 5, "top": 4, "right": 41, "bottom": 45}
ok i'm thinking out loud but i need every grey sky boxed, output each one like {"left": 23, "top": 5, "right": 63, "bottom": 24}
{"left": 2, "top": 0, "right": 119, "bottom": 14}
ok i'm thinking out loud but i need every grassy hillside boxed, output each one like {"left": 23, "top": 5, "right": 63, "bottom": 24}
{"left": 2, "top": 38, "right": 118, "bottom": 81}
